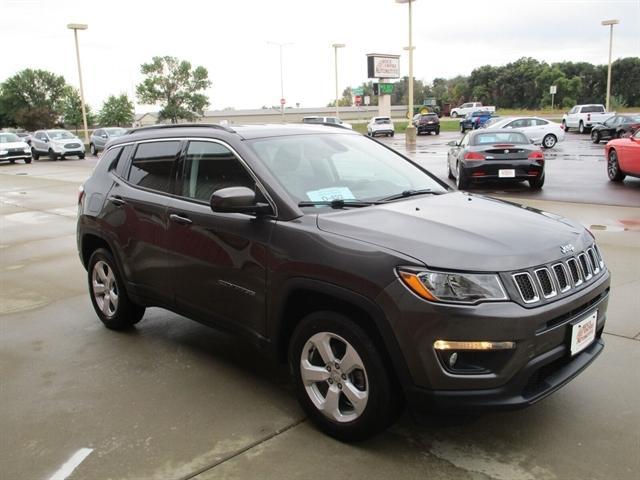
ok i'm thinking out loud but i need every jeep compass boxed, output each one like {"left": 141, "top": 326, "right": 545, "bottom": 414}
{"left": 77, "top": 124, "right": 609, "bottom": 441}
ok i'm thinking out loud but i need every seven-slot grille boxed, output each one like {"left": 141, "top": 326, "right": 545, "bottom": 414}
{"left": 511, "top": 246, "right": 604, "bottom": 304}
{"left": 64, "top": 143, "right": 81, "bottom": 149}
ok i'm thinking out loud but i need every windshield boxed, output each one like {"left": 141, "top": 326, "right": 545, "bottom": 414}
{"left": 47, "top": 130, "right": 75, "bottom": 140}
{"left": 105, "top": 128, "right": 127, "bottom": 136}
{"left": 248, "top": 134, "right": 446, "bottom": 206}
{"left": 375, "top": 118, "right": 391, "bottom": 124}
{"left": 472, "top": 132, "right": 529, "bottom": 145}
{"left": 0, "top": 133, "right": 20, "bottom": 143}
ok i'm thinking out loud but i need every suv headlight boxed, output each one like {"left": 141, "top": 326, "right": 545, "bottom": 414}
{"left": 398, "top": 268, "right": 508, "bottom": 304}
{"left": 0, "top": 149, "right": 7, "bottom": 155}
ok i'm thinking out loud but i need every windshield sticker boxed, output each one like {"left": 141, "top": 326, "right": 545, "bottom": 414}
{"left": 306, "top": 187, "right": 356, "bottom": 203}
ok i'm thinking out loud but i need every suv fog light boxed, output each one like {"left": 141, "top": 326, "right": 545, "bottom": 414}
{"left": 433, "top": 340, "right": 515, "bottom": 351}
{"left": 448, "top": 352, "right": 458, "bottom": 368}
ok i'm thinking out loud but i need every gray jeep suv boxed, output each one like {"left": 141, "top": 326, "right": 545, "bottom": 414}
{"left": 77, "top": 124, "right": 609, "bottom": 441}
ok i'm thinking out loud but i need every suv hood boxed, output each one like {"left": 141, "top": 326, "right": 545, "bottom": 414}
{"left": 317, "top": 192, "right": 589, "bottom": 271}
{"left": 1, "top": 141, "right": 29, "bottom": 150}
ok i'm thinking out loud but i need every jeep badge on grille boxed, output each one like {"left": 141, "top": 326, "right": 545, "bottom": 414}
{"left": 560, "top": 243, "right": 575, "bottom": 255}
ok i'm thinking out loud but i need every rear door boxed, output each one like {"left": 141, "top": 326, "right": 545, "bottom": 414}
{"left": 165, "top": 139, "right": 274, "bottom": 337}
{"left": 105, "top": 139, "right": 182, "bottom": 302}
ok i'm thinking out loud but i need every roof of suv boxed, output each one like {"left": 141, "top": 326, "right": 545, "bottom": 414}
{"left": 120, "top": 123, "right": 357, "bottom": 144}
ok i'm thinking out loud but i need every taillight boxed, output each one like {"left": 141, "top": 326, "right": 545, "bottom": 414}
{"left": 78, "top": 185, "right": 85, "bottom": 204}
{"left": 464, "top": 151, "right": 485, "bottom": 160}
{"left": 528, "top": 150, "right": 544, "bottom": 160}
{"left": 587, "top": 113, "right": 591, "bottom": 122}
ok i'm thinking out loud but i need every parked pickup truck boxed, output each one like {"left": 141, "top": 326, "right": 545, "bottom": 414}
{"left": 450, "top": 102, "right": 496, "bottom": 118}
{"left": 562, "top": 104, "right": 615, "bottom": 134}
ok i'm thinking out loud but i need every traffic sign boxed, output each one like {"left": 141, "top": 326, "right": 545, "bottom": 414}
{"left": 364, "top": 95, "right": 370, "bottom": 106}
{"left": 280, "top": 98, "right": 286, "bottom": 105}
{"left": 354, "top": 95, "right": 362, "bottom": 105}
{"left": 352, "top": 87, "right": 364, "bottom": 96}
{"left": 549, "top": 85, "right": 557, "bottom": 94}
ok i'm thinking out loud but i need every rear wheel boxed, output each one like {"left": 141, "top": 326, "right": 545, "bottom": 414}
{"left": 591, "top": 130, "right": 600, "bottom": 144}
{"left": 88, "top": 248, "right": 145, "bottom": 330}
{"left": 529, "top": 172, "right": 545, "bottom": 190}
{"left": 616, "top": 130, "right": 625, "bottom": 139}
{"left": 460, "top": 125, "right": 465, "bottom": 133}
{"left": 90, "top": 143, "right": 97, "bottom": 155}
{"left": 607, "top": 150, "right": 625, "bottom": 182}
{"left": 390, "top": 132, "right": 394, "bottom": 137}
{"left": 456, "top": 163, "right": 469, "bottom": 190}
{"left": 447, "top": 161, "right": 455, "bottom": 180}
{"left": 289, "top": 311, "right": 401, "bottom": 442}
{"left": 543, "top": 134, "right": 557, "bottom": 148}
{"left": 451, "top": 112, "right": 458, "bottom": 118}
{"left": 578, "top": 121, "right": 585, "bottom": 134}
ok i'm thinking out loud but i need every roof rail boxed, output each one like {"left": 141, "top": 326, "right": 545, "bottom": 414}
{"left": 126, "top": 123, "right": 235, "bottom": 135}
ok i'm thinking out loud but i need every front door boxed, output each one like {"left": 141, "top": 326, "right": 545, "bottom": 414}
{"left": 165, "top": 139, "right": 274, "bottom": 338}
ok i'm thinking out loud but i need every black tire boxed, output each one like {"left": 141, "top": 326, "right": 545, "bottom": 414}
{"left": 562, "top": 120, "right": 569, "bottom": 132}
{"left": 79, "top": 154, "right": 85, "bottom": 159}
{"left": 447, "top": 161, "right": 455, "bottom": 180}
{"left": 32, "top": 148, "right": 39, "bottom": 160}
{"left": 591, "top": 130, "right": 600, "bottom": 144}
{"left": 451, "top": 112, "right": 458, "bottom": 118}
{"left": 390, "top": 132, "right": 394, "bottom": 137}
{"left": 289, "top": 311, "right": 402, "bottom": 442}
{"left": 48, "top": 149, "right": 58, "bottom": 161}
{"left": 24, "top": 157, "right": 32, "bottom": 164}
{"left": 542, "top": 134, "right": 557, "bottom": 149}
{"left": 616, "top": 130, "right": 624, "bottom": 139}
{"left": 456, "top": 163, "right": 469, "bottom": 190}
{"left": 607, "top": 150, "right": 625, "bottom": 182}
{"left": 9, "top": 159, "right": 15, "bottom": 164}
{"left": 578, "top": 121, "right": 585, "bottom": 134}
{"left": 435, "top": 128, "right": 440, "bottom": 135}
{"left": 90, "top": 143, "right": 97, "bottom": 155}
{"left": 529, "top": 172, "right": 545, "bottom": 190}
{"left": 87, "top": 248, "right": 145, "bottom": 330}
{"left": 460, "top": 125, "right": 465, "bottom": 133}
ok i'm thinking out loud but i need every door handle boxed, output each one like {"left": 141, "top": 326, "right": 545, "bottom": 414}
{"left": 169, "top": 213, "right": 192, "bottom": 225}
{"left": 108, "top": 196, "right": 125, "bottom": 207}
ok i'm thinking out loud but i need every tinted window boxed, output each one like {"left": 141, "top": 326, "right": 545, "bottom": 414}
{"left": 534, "top": 119, "right": 549, "bottom": 126}
{"left": 115, "top": 145, "right": 134, "bottom": 177}
{"left": 181, "top": 141, "right": 254, "bottom": 202}
{"left": 94, "top": 129, "right": 103, "bottom": 136}
{"left": 583, "top": 105, "right": 604, "bottom": 113}
{"left": 128, "top": 141, "right": 181, "bottom": 193}
{"left": 102, "top": 147, "right": 122, "bottom": 171}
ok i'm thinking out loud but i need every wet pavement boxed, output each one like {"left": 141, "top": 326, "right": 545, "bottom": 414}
{"left": 1, "top": 147, "right": 639, "bottom": 479}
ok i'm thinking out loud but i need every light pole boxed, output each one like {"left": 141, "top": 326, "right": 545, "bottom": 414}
{"left": 332, "top": 44, "right": 346, "bottom": 118}
{"left": 267, "top": 41, "right": 292, "bottom": 122}
{"left": 601, "top": 19, "right": 619, "bottom": 112}
{"left": 67, "top": 23, "right": 89, "bottom": 145}
{"left": 396, "top": 0, "right": 417, "bottom": 145}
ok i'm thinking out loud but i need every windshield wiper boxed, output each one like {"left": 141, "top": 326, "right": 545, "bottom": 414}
{"left": 298, "top": 199, "right": 380, "bottom": 209}
{"left": 378, "top": 189, "right": 441, "bottom": 203}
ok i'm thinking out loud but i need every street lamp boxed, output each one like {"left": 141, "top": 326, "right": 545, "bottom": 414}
{"left": 332, "top": 44, "right": 346, "bottom": 118}
{"left": 396, "top": 0, "right": 417, "bottom": 146}
{"left": 601, "top": 19, "right": 619, "bottom": 112}
{"left": 67, "top": 23, "right": 89, "bottom": 145}
{"left": 267, "top": 41, "right": 292, "bottom": 122}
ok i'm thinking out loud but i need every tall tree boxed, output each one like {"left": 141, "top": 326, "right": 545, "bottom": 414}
{"left": 0, "top": 69, "right": 68, "bottom": 130}
{"left": 61, "top": 88, "right": 95, "bottom": 132}
{"left": 136, "top": 56, "right": 211, "bottom": 124}
{"left": 99, "top": 94, "right": 135, "bottom": 126}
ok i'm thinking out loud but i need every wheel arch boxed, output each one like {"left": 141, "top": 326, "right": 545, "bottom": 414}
{"left": 272, "top": 278, "right": 412, "bottom": 392}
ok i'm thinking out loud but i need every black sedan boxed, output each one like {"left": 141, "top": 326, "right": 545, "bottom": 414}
{"left": 447, "top": 129, "right": 545, "bottom": 190}
{"left": 591, "top": 114, "right": 640, "bottom": 143}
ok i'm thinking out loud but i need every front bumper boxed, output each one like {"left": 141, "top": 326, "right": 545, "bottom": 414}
{"left": 376, "top": 267, "right": 610, "bottom": 410}
{"left": 51, "top": 144, "right": 85, "bottom": 156}
{"left": 1, "top": 152, "right": 31, "bottom": 161}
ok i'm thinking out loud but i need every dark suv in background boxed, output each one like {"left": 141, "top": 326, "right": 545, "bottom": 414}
{"left": 412, "top": 113, "right": 440, "bottom": 135}
{"left": 77, "top": 124, "right": 609, "bottom": 441}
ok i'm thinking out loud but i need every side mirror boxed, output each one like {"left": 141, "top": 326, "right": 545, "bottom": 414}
{"left": 530, "top": 138, "right": 535, "bottom": 144}
{"left": 210, "top": 187, "right": 272, "bottom": 215}
{"left": 43, "top": 138, "right": 49, "bottom": 142}
{"left": 447, "top": 140, "right": 457, "bottom": 147}
{"left": 101, "top": 134, "right": 108, "bottom": 138}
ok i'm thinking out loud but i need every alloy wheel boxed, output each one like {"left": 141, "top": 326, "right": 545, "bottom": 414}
{"left": 300, "top": 331, "right": 369, "bottom": 423}
{"left": 92, "top": 260, "right": 119, "bottom": 318}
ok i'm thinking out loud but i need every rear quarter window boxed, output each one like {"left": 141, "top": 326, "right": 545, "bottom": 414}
{"left": 128, "top": 141, "right": 182, "bottom": 194}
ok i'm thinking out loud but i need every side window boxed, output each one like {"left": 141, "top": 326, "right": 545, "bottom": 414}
{"left": 102, "top": 147, "right": 122, "bottom": 172}
{"left": 128, "top": 141, "right": 181, "bottom": 194}
{"left": 180, "top": 141, "right": 255, "bottom": 202}
{"left": 534, "top": 119, "right": 548, "bottom": 126}
{"left": 94, "top": 129, "right": 103, "bottom": 137}
{"left": 569, "top": 107, "right": 577, "bottom": 114}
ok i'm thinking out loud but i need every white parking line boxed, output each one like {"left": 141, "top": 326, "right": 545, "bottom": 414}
{"left": 48, "top": 448, "right": 93, "bottom": 480}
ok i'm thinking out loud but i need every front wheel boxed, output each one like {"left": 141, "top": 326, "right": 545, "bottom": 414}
{"left": 435, "top": 128, "right": 440, "bottom": 135}
{"left": 451, "top": 112, "right": 458, "bottom": 118}
{"left": 529, "top": 172, "right": 545, "bottom": 190}
{"left": 289, "top": 311, "right": 401, "bottom": 442}
{"left": 591, "top": 131, "right": 600, "bottom": 144}
{"left": 79, "top": 153, "right": 85, "bottom": 159}
{"left": 607, "top": 150, "right": 625, "bottom": 182}
{"left": 48, "top": 149, "right": 58, "bottom": 161}
{"left": 88, "top": 248, "right": 145, "bottom": 330}
{"left": 24, "top": 157, "right": 32, "bottom": 164}
{"left": 32, "top": 148, "right": 39, "bottom": 160}
{"left": 562, "top": 120, "right": 569, "bottom": 132}
{"left": 543, "top": 134, "right": 557, "bottom": 149}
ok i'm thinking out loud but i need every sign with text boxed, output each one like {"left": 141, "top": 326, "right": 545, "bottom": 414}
{"left": 549, "top": 85, "right": 557, "bottom": 94}
{"left": 374, "top": 83, "right": 394, "bottom": 95}
{"left": 367, "top": 54, "right": 401, "bottom": 79}
{"left": 352, "top": 87, "right": 364, "bottom": 96}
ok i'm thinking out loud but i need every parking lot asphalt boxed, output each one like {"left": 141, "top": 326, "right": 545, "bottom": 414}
{"left": 1, "top": 141, "right": 639, "bottom": 479}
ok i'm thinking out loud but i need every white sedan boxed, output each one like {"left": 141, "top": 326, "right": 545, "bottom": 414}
{"left": 486, "top": 117, "right": 565, "bottom": 149}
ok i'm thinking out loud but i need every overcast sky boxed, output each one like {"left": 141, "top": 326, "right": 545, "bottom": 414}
{"left": 1, "top": 0, "right": 639, "bottom": 113}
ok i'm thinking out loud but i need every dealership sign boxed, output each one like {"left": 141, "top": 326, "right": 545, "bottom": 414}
{"left": 367, "top": 54, "right": 400, "bottom": 79}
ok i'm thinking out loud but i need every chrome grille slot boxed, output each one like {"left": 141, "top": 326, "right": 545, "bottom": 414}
{"left": 535, "top": 268, "right": 557, "bottom": 298}
{"left": 552, "top": 263, "right": 571, "bottom": 293}
{"left": 512, "top": 273, "right": 539, "bottom": 303}
{"left": 587, "top": 248, "right": 600, "bottom": 274}
{"left": 593, "top": 245, "right": 605, "bottom": 268}
{"left": 578, "top": 253, "right": 592, "bottom": 280}
{"left": 566, "top": 258, "right": 582, "bottom": 286}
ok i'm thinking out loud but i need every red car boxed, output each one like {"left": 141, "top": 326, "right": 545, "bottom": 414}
{"left": 605, "top": 128, "right": 640, "bottom": 182}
